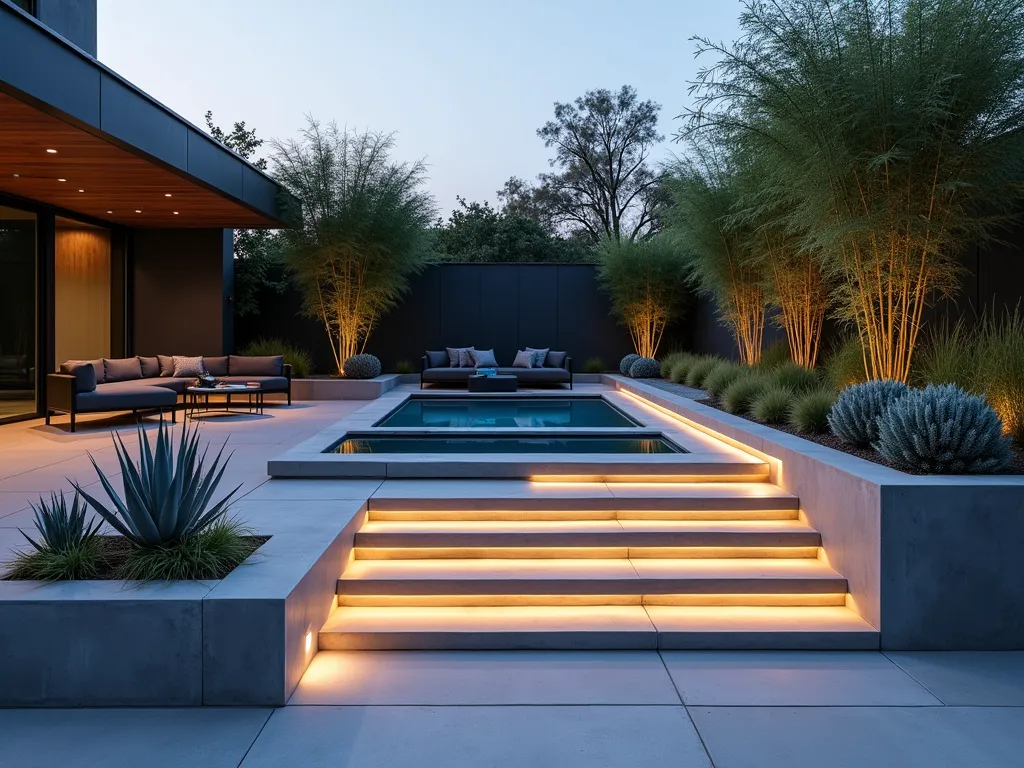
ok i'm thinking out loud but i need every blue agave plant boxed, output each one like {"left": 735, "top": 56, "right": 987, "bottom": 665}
{"left": 874, "top": 384, "right": 1011, "bottom": 474}
{"left": 20, "top": 491, "right": 101, "bottom": 555}
{"left": 74, "top": 420, "right": 240, "bottom": 547}
{"left": 828, "top": 379, "right": 910, "bottom": 447}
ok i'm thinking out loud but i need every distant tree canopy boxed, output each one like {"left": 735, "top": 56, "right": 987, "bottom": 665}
{"left": 505, "top": 86, "right": 666, "bottom": 245}
{"left": 431, "top": 196, "right": 594, "bottom": 264}
{"left": 204, "top": 111, "right": 283, "bottom": 317}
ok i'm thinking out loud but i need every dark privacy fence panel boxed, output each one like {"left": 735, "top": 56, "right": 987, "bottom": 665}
{"left": 235, "top": 263, "right": 674, "bottom": 374}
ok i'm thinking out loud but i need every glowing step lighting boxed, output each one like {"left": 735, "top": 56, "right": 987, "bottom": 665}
{"left": 354, "top": 546, "right": 822, "bottom": 560}
{"left": 369, "top": 507, "right": 800, "bottom": 522}
{"left": 338, "top": 593, "right": 848, "bottom": 607}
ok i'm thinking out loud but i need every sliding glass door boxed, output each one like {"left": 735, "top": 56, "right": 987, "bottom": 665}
{"left": 0, "top": 205, "right": 37, "bottom": 422}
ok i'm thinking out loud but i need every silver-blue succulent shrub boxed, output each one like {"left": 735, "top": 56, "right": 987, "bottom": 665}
{"left": 628, "top": 357, "right": 661, "bottom": 378}
{"left": 828, "top": 379, "right": 910, "bottom": 447}
{"left": 21, "top": 491, "right": 102, "bottom": 554}
{"left": 874, "top": 384, "right": 1012, "bottom": 474}
{"left": 343, "top": 354, "right": 382, "bottom": 380}
{"left": 619, "top": 354, "right": 640, "bottom": 375}
{"left": 74, "top": 420, "right": 241, "bottom": 547}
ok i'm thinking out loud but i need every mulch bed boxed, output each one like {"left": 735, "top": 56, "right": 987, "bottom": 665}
{"left": 16, "top": 535, "right": 271, "bottom": 581}
{"left": 696, "top": 396, "right": 1024, "bottom": 475}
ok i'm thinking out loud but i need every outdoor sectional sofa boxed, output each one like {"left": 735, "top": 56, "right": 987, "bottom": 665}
{"left": 420, "top": 349, "right": 572, "bottom": 389}
{"left": 46, "top": 355, "right": 292, "bottom": 432}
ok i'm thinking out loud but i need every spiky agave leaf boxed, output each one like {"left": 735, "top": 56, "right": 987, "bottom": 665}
{"left": 20, "top": 491, "right": 101, "bottom": 555}
{"left": 74, "top": 420, "right": 241, "bottom": 547}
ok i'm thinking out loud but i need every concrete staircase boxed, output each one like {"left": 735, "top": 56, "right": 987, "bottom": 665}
{"left": 320, "top": 479, "right": 878, "bottom": 650}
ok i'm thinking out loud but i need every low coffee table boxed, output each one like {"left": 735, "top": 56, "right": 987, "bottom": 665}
{"left": 185, "top": 385, "right": 264, "bottom": 419}
{"left": 468, "top": 374, "right": 518, "bottom": 393}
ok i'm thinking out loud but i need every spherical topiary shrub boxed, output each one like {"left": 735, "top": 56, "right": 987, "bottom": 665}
{"left": 629, "top": 357, "right": 661, "bottom": 379}
{"left": 874, "top": 384, "right": 1011, "bottom": 474}
{"left": 828, "top": 380, "right": 910, "bottom": 447}
{"left": 789, "top": 389, "right": 836, "bottom": 434}
{"left": 342, "top": 354, "right": 382, "bottom": 380}
{"left": 620, "top": 354, "right": 641, "bottom": 376}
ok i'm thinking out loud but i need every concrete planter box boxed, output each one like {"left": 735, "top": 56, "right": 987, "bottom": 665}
{"left": 0, "top": 498, "right": 367, "bottom": 706}
{"left": 608, "top": 375, "right": 1024, "bottom": 650}
{"left": 291, "top": 374, "right": 401, "bottom": 401}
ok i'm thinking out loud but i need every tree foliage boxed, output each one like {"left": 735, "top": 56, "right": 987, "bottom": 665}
{"left": 534, "top": 86, "right": 666, "bottom": 243}
{"left": 431, "top": 197, "right": 594, "bottom": 263}
{"left": 271, "top": 119, "right": 436, "bottom": 373}
{"left": 686, "top": 0, "right": 1024, "bottom": 381}
{"left": 597, "top": 235, "right": 691, "bottom": 359}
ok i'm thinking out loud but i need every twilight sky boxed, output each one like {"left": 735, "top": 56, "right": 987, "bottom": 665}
{"left": 97, "top": 0, "right": 745, "bottom": 216}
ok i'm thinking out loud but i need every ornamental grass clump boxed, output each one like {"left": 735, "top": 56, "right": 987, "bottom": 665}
{"left": 584, "top": 357, "right": 605, "bottom": 374}
{"left": 702, "top": 361, "right": 746, "bottom": 397}
{"left": 823, "top": 336, "right": 868, "bottom": 391}
{"left": 911, "top": 320, "right": 979, "bottom": 392}
{"left": 750, "top": 383, "right": 795, "bottom": 424}
{"left": 659, "top": 351, "right": 690, "bottom": 378}
{"left": 874, "top": 384, "right": 1011, "bottom": 474}
{"left": 685, "top": 356, "right": 720, "bottom": 389}
{"left": 770, "top": 362, "right": 819, "bottom": 394}
{"left": 828, "top": 380, "right": 910, "bottom": 448}
{"left": 629, "top": 357, "right": 661, "bottom": 379}
{"left": 238, "top": 337, "right": 313, "bottom": 378}
{"left": 721, "top": 373, "right": 767, "bottom": 414}
{"left": 758, "top": 340, "right": 790, "bottom": 371}
{"left": 976, "top": 312, "right": 1024, "bottom": 445}
{"left": 789, "top": 389, "right": 836, "bottom": 434}
{"left": 74, "top": 420, "right": 249, "bottom": 581}
{"left": 3, "top": 491, "right": 103, "bottom": 581}
{"left": 620, "top": 354, "right": 641, "bottom": 376}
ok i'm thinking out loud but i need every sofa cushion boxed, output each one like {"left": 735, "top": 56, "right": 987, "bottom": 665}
{"left": 496, "top": 367, "right": 570, "bottom": 382}
{"left": 63, "top": 363, "right": 97, "bottom": 393}
{"left": 229, "top": 355, "right": 283, "bottom": 376}
{"left": 219, "top": 375, "right": 289, "bottom": 392}
{"left": 204, "top": 356, "right": 229, "bottom": 376}
{"left": 138, "top": 356, "right": 161, "bottom": 378}
{"left": 447, "top": 347, "right": 475, "bottom": 368}
{"left": 526, "top": 347, "right": 550, "bottom": 367}
{"left": 61, "top": 358, "right": 104, "bottom": 384}
{"left": 512, "top": 350, "right": 535, "bottom": 368}
{"left": 545, "top": 351, "right": 568, "bottom": 369}
{"left": 422, "top": 367, "right": 475, "bottom": 382}
{"left": 172, "top": 355, "right": 205, "bottom": 378}
{"left": 103, "top": 357, "right": 142, "bottom": 383}
{"left": 157, "top": 355, "right": 175, "bottom": 377}
{"left": 425, "top": 350, "right": 449, "bottom": 368}
{"left": 470, "top": 348, "right": 499, "bottom": 368}
{"left": 77, "top": 383, "right": 177, "bottom": 412}
{"left": 111, "top": 377, "right": 190, "bottom": 393}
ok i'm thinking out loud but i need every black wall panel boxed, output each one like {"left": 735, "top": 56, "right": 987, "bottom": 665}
{"left": 478, "top": 265, "right": 519, "bottom": 361}
{"left": 35, "top": 0, "right": 96, "bottom": 56}
{"left": 517, "top": 265, "right": 558, "bottom": 352}
{"left": 439, "top": 266, "right": 482, "bottom": 348}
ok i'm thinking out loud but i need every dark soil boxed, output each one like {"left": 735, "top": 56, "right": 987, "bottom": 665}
{"left": 10, "top": 535, "right": 271, "bottom": 581}
{"left": 696, "top": 396, "right": 1024, "bottom": 475}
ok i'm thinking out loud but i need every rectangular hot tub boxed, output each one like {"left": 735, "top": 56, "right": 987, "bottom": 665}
{"left": 375, "top": 396, "right": 639, "bottom": 429}
{"left": 324, "top": 434, "right": 683, "bottom": 454}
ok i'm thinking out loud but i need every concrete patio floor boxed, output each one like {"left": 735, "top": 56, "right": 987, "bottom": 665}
{"left": 2, "top": 398, "right": 1023, "bottom": 766}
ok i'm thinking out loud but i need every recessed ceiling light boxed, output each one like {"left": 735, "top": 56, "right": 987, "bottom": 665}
{"left": 135, "top": 209, "right": 141, "bottom": 213}
{"left": 106, "top": 210, "right": 113, "bottom": 214}
{"left": 173, "top": 211, "right": 179, "bottom": 215}
{"left": 164, "top": 193, "right": 172, "bottom": 198}
{"left": 78, "top": 189, "right": 84, "bottom": 193}
{"left": 46, "top": 149, "right": 57, "bottom": 154}
{"left": 57, "top": 178, "right": 66, "bottom": 182}
{"left": 12, "top": 173, "right": 19, "bottom": 178}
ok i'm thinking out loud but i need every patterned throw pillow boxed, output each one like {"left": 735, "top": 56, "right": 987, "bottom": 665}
{"left": 447, "top": 346, "right": 475, "bottom": 368}
{"left": 172, "top": 355, "right": 205, "bottom": 378}
{"left": 526, "top": 347, "right": 550, "bottom": 368}
{"left": 470, "top": 349, "right": 499, "bottom": 368}
{"left": 512, "top": 349, "right": 535, "bottom": 368}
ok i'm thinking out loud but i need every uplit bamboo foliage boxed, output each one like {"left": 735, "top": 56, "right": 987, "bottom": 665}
{"left": 272, "top": 119, "right": 436, "bottom": 374}
{"left": 596, "top": 236, "right": 691, "bottom": 359}
{"left": 687, "top": 0, "right": 1024, "bottom": 382}
{"left": 665, "top": 146, "right": 766, "bottom": 365}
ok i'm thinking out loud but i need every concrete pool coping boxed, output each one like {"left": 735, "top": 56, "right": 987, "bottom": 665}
{"left": 266, "top": 388, "right": 769, "bottom": 480}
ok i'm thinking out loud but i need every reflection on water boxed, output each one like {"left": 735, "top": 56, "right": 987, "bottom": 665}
{"left": 378, "top": 398, "right": 638, "bottom": 429}
{"left": 330, "top": 436, "right": 681, "bottom": 454}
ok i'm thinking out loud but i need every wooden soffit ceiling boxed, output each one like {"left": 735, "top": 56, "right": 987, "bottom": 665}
{"left": 0, "top": 92, "right": 277, "bottom": 228}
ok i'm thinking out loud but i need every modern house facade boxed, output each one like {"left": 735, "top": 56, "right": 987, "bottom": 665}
{"left": 0, "top": 0, "right": 290, "bottom": 424}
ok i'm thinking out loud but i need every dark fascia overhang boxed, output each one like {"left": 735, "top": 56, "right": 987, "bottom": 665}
{"left": 0, "top": 0, "right": 296, "bottom": 228}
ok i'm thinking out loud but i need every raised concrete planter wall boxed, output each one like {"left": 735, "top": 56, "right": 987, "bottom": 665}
{"left": 291, "top": 374, "right": 401, "bottom": 401}
{"left": 609, "top": 375, "right": 1024, "bottom": 650}
{"left": 0, "top": 495, "right": 368, "bottom": 706}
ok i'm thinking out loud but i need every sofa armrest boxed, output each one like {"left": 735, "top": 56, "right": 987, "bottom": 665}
{"left": 564, "top": 356, "right": 573, "bottom": 373}
{"left": 47, "top": 373, "right": 76, "bottom": 413}
{"left": 421, "top": 356, "right": 430, "bottom": 373}
{"left": 283, "top": 363, "right": 293, "bottom": 380}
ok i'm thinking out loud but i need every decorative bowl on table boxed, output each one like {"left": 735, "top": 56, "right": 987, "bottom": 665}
{"left": 194, "top": 374, "right": 219, "bottom": 388}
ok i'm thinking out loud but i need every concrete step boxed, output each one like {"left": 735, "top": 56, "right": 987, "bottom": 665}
{"left": 353, "top": 519, "right": 821, "bottom": 559}
{"left": 368, "top": 481, "right": 799, "bottom": 521}
{"left": 337, "top": 558, "right": 847, "bottom": 604}
{"left": 318, "top": 605, "right": 879, "bottom": 650}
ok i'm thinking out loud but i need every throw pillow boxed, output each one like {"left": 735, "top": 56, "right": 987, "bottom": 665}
{"left": 172, "top": 355, "right": 205, "bottom": 378}
{"left": 138, "top": 356, "right": 161, "bottom": 378}
{"left": 470, "top": 348, "right": 499, "bottom": 368}
{"left": 546, "top": 351, "right": 568, "bottom": 369}
{"left": 447, "top": 346, "right": 476, "bottom": 368}
{"left": 526, "top": 347, "right": 550, "bottom": 368}
{"left": 425, "top": 350, "right": 449, "bottom": 368}
{"left": 156, "top": 355, "right": 175, "bottom": 377}
{"left": 204, "top": 355, "right": 229, "bottom": 376}
{"left": 512, "top": 350, "right": 534, "bottom": 368}
{"left": 228, "top": 355, "right": 282, "bottom": 376}
{"left": 103, "top": 357, "right": 143, "bottom": 383}
{"left": 64, "top": 362, "right": 96, "bottom": 393}
{"left": 60, "top": 358, "right": 104, "bottom": 384}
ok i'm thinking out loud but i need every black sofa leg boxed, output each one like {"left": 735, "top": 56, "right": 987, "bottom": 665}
{"left": 69, "top": 412, "right": 75, "bottom": 433}
{"left": 172, "top": 406, "right": 177, "bottom": 423}
{"left": 45, "top": 411, "right": 50, "bottom": 425}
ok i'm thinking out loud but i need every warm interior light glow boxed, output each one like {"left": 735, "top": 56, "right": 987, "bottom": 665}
{"left": 305, "top": 630, "right": 313, "bottom": 653}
